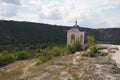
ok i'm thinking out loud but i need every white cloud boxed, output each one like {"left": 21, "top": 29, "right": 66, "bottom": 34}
{"left": 0, "top": 0, "right": 20, "bottom": 5}
{"left": 0, "top": 0, "right": 120, "bottom": 28}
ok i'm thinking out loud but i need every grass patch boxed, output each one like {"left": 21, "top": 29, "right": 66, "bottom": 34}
{"left": 72, "top": 73, "right": 79, "bottom": 80}
{"left": 110, "top": 67, "right": 119, "bottom": 74}
{"left": 0, "top": 70, "right": 22, "bottom": 80}
{"left": 96, "top": 62, "right": 108, "bottom": 65}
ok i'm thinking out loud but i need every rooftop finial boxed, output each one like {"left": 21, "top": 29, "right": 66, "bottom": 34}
{"left": 75, "top": 17, "right": 77, "bottom": 25}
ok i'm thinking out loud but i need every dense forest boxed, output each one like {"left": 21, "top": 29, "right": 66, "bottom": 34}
{"left": 0, "top": 20, "right": 120, "bottom": 51}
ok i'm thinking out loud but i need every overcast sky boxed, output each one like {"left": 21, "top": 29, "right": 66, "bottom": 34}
{"left": 0, "top": 0, "right": 120, "bottom": 28}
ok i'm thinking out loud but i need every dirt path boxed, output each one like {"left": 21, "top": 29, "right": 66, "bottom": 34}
{"left": 111, "top": 45, "right": 120, "bottom": 68}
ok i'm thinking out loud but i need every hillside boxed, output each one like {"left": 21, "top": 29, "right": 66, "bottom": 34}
{"left": 0, "top": 44, "right": 120, "bottom": 80}
{"left": 0, "top": 20, "right": 69, "bottom": 45}
{"left": 0, "top": 20, "right": 120, "bottom": 46}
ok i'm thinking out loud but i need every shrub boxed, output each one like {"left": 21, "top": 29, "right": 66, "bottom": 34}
{"left": 0, "top": 51, "right": 14, "bottom": 66}
{"left": 38, "top": 49, "right": 53, "bottom": 62}
{"left": 86, "top": 36, "right": 98, "bottom": 57}
{"left": 89, "top": 45, "right": 98, "bottom": 57}
{"left": 67, "top": 39, "right": 82, "bottom": 54}
{"left": 87, "top": 36, "right": 95, "bottom": 47}
{"left": 15, "top": 51, "right": 29, "bottom": 60}
{"left": 38, "top": 56, "right": 48, "bottom": 62}
{"left": 73, "top": 39, "right": 82, "bottom": 51}
{"left": 67, "top": 44, "right": 74, "bottom": 54}
{"left": 38, "top": 45, "right": 67, "bottom": 63}
{"left": 50, "top": 46, "right": 63, "bottom": 57}
{"left": 35, "top": 60, "right": 41, "bottom": 66}
{"left": 0, "top": 44, "right": 67, "bottom": 66}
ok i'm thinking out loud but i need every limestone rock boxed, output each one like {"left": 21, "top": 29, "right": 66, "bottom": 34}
{"left": 54, "top": 61, "right": 72, "bottom": 65}
{"left": 45, "top": 65, "right": 65, "bottom": 71}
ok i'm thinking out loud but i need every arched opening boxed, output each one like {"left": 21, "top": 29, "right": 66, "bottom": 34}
{"left": 71, "top": 34, "right": 75, "bottom": 43}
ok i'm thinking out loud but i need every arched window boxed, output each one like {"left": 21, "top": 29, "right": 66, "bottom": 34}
{"left": 71, "top": 34, "right": 75, "bottom": 43}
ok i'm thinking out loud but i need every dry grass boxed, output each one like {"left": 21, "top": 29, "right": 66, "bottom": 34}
{"left": 28, "top": 55, "right": 92, "bottom": 80}
{"left": 0, "top": 69, "right": 22, "bottom": 80}
{"left": 0, "top": 54, "right": 92, "bottom": 80}
{"left": 0, "top": 59, "right": 36, "bottom": 80}
{"left": 26, "top": 54, "right": 73, "bottom": 79}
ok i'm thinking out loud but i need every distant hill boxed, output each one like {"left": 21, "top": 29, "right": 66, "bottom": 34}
{"left": 0, "top": 20, "right": 69, "bottom": 45}
{"left": 0, "top": 20, "right": 120, "bottom": 45}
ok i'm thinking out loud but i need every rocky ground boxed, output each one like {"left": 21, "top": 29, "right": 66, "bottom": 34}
{"left": 111, "top": 45, "right": 120, "bottom": 68}
{"left": 0, "top": 44, "right": 120, "bottom": 80}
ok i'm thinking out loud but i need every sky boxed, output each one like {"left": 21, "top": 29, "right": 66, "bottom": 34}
{"left": 0, "top": 0, "right": 120, "bottom": 28}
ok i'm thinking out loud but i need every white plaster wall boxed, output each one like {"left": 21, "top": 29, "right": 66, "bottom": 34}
{"left": 80, "top": 32, "right": 85, "bottom": 46}
{"left": 67, "top": 29, "right": 85, "bottom": 46}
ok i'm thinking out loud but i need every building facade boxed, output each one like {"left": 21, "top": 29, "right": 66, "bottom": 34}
{"left": 67, "top": 20, "right": 85, "bottom": 46}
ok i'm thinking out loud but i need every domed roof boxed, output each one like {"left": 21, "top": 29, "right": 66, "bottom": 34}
{"left": 73, "top": 24, "right": 80, "bottom": 28}
{"left": 73, "top": 17, "right": 80, "bottom": 29}
{"left": 67, "top": 18, "right": 85, "bottom": 32}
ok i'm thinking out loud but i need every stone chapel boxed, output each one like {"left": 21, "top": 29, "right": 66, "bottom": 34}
{"left": 67, "top": 19, "right": 85, "bottom": 46}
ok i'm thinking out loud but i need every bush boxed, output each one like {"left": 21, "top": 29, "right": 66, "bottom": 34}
{"left": 67, "top": 39, "right": 82, "bottom": 54}
{"left": 73, "top": 39, "right": 82, "bottom": 51}
{"left": 38, "top": 56, "right": 48, "bottom": 62}
{"left": 86, "top": 36, "right": 98, "bottom": 57}
{"left": 50, "top": 46, "right": 66, "bottom": 57}
{"left": 38, "top": 45, "right": 67, "bottom": 63}
{"left": 0, "top": 51, "right": 14, "bottom": 67}
{"left": 38, "top": 49, "right": 53, "bottom": 62}
{"left": 14, "top": 51, "right": 29, "bottom": 60}
{"left": 67, "top": 44, "right": 74, "bottom": 54}
{"left": 0, "top": 44, "right": 67, "bottom": 67}
{"left": 87, "top": 36, "right": 95, "bottom": 47}
{"left": 89, "top": 45, "right": 98, "bottom": 57}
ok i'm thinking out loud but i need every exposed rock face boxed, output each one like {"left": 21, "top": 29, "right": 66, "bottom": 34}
{"left": 30, "top": 72, "right": 50, "bottom": 80}
{"left": 60, "top": 71, "right": 73, "bottom": 80}
{"left": 91, "top": 56, "right": 117, "bottom": 66}
{"left": 2, "top": 45, "right": 120, "bottom": 80}
{"left": 111, "top": 45, "right": 120, "bottom": 68}
{"left": 54, "top": 61, "right": 72, "bottom": 65}
{"left": 29, "top": 51, "right": 120, "bottom": 80}
{"left": 45, "top": 65, "right": 65, "bottom": 71}
{"left": 89, "top": 57, "right": 120, "bottom": 80}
